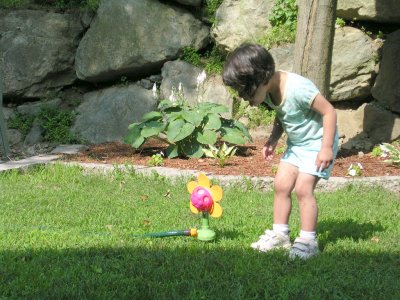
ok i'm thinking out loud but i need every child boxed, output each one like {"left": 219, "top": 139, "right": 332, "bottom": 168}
{"left": 223, "top": 44, "right": 338, "bottom": 259}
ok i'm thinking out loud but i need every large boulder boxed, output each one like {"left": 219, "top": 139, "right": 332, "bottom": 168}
{"left": 269, "top": 27, "right": 378, "bottom": 102}
{"left": 371, "top": 30, "right": 400, "bottom": 114}
{"left": 337, "top": 102, "right": 400, "bottom": 150}
{"left": 337, "top": 0, "right": 400, "bottom": 23}
{"left": 0, "top": 10, "right": 84, "bottom": 98}
{"left": 173, "top": 0, "right": 202, "bottom": 7}
{"left": 75, "top": 0, "right": 210, "bottom": 83}
{"left": 330, "top": 26, "right": 378, "bottom": 102}
{"left": 212, "top": 0, "right": 274, "bottom": 52}
{"left": 160, "top": 60, "right": 233, "bottom": 117}
{"left": 71, "top": 84, "right": 157, "bottom": 144}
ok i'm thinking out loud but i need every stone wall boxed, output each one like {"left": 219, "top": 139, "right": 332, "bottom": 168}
{"left": 0, "top": 0, "right": 399, "bottom": 151}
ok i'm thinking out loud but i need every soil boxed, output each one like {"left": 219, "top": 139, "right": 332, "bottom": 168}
{"left": 62, "top": 138, "right": 400, "bottom": 178}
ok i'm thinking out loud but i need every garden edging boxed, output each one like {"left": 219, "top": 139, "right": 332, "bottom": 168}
{"left": 1, "top": 154, "right": 398, "bottom": 192}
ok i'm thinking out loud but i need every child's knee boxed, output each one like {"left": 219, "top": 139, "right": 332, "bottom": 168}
{"left": 294, "top": 185, "right": 314, "bottom": 200}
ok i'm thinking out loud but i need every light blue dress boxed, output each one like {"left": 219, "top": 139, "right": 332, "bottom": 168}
{"left": 264, "top": 72, "right": 339, "bottom": 179}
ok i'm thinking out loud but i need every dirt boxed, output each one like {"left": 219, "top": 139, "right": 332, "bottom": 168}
{"left": 61, "top": 138, "right": 400, "bottom": 178}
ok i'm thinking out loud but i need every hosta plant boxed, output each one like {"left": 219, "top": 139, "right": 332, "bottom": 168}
{"left": 125, "top": 92, "right": 251, "bottom": 158}
{"left": 203, "top": 143, "right": 237, "bottom": 167}
{"left": 380, "top": 143, "right": 400, "bottom": 167}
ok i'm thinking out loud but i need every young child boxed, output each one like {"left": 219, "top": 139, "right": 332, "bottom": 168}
{"left": 223, "top": 44, "right": 339, "bottom": 259}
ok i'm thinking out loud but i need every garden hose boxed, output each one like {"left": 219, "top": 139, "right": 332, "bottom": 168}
{"left": 134, "top": 228, "right": 198, "bottom": 238}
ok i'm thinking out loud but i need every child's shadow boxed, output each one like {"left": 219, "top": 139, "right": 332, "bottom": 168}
{"left": 318, "top": 218, "right": 385, "bottom": 250}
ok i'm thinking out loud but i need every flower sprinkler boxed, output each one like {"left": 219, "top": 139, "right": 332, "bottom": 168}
{"left": 134, "top": 174, "right": 223, "bottom": 241}
{"left": 187, "top": 173, "right": 223, "bottom": 241}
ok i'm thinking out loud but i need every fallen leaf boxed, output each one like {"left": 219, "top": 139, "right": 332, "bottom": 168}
{"left": 140, "top": 195, "right": 149, "bottom": 201}
{"left": 371, "top": 236, "right": 380, "bottom": 243}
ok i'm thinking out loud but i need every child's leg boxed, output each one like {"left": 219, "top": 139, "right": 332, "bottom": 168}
{"left": 273, "top": 161, "right": 298, "bottom": 225}
{"left": 289, "top": 172, "right": 320, "bottom": 260}
{"left": 250, "top": 162, "right": 298, "bottom": 252}
{"left": 294, "top": 173, "right": 320, "bottom": 231}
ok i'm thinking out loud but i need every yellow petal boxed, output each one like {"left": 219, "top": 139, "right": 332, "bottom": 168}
{"left": 187, "top": 181, "right": 198, "bottom": 194}
{"left": 198, "top": 173, "right": 210, "bottom": 188}
{"left": 210, "top": 185, "right": 223, "bottom": 202}
{"left": 190, "top": 202, "right": 200, "bottom": 214}
{"left": 210, "top": 202, "right": 223, "bottom": 218}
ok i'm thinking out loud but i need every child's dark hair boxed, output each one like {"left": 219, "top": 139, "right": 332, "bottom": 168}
{"left": 223, "top": 44, "right": 275, "bottom": 100}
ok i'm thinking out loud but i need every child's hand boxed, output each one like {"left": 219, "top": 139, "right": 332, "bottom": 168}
{"left": 316, "top": 147, "right": 333, "bottom": 171}
{"left": 263, "top": 141, "right": 277, "bottom": 160}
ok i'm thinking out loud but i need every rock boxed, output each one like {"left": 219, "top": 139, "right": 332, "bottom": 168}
{"left": 337, "top": 102, "right": 400, "bottom": 150}
{"left": 266, "top": 27, "right": 378, "bottom": 102}
{"left": 71, "top": 83, "right": 157, "bottom": 144}
{"left": 0, "top": 10, "right": 83, "bottom": 98}
{"left": 371, "top": 30, "right": 400, "bottom": 114}
{"left": 330, "top": 27, "right": 378, "bottom": 102}
{"left": 51, "top": 144, "right": 88, "bottom": 155}
{"left": 211, "top": 0, "right": 274, "bottom": 52}
{"left": 337, "top": 0, "right": 400, "bottom": 23}
{"left": 17, "top": 98, "right": 62, "bottom": 116}
{"left": 160, "top": 60, "right": 233, "bottom": 117}
{"left": 23, "top": 118, "right": 43, "bottom": 146}
{"left": 173, "top": 0, "right": 202, "bottom": 7}
{"left": 75, "top": 0, "right": 209, "bottom": 82}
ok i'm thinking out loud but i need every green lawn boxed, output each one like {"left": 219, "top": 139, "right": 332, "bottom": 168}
{"left": 0, "top": 164, "right": 399, "bottom": 299}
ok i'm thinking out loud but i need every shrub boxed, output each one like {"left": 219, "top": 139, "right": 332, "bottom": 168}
{"left": 125, "top": 81, "right": 251, "bottom": 159}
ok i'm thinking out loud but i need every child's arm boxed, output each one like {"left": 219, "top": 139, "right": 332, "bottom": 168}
{"left": 311, "top": 93, "right": 337, "bottom": 171}
{"left": 263, "top": 117, "right": 284, "bottom": 160}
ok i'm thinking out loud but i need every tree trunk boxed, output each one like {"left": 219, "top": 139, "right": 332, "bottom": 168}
{"left": 293, "top": 0, "right": 337, "bottom": 99}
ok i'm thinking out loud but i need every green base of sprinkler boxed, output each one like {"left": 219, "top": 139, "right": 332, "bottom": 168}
{"left": 197, "top": 212, "right": 216, "bottom": 241}
{"left": 197, "top": 228, "right": 216, "bottom": 241}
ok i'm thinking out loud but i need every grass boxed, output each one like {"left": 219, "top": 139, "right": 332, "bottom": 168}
{"left": 0, "top": 164, "right": 399, "bottom": 299}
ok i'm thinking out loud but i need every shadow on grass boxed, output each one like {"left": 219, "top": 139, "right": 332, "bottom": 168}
{"left": 318, "top": 218, "right": 385, "bottom": 250}
{"left": 0, "top": 244, "right": 398, "bottom": 299}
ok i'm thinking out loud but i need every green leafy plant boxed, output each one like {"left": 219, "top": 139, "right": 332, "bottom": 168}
{"left": 335, "top": 18, "right": 346, "bottom": 28}
{"left": 203, "top": 142, "right": 237, "bottom": 167}
{"left": 7, "top": 112, "right": 35, "bottom": 137}
{"left": 125, "top": 80, "right": 251, "bottom": 159}
{"left": 147, "top": 154, "right": 164, "bottom": 167}
{"left": 38, "top": 107, "right": 77, "bottom": 144}
{"left": 180, "top": 45, "right": 225, "bottom": 76}
{"left": 371, "top": 145, "right": 383, "bottom": 158}
{"left": 205, "top": 0, "right": 223, "bottom": 25}
{"left": 259, "top": 0, "right": 297, "bottom": 48}
{"left": 380, "top": 143, "right": 400, "bottom": 167}
{"left": 233, "top": 100, "right": 276, "bottom": 128}
{"left": 269, "top": 0, "right": 297, "bottom": 30}
{"left": 274, "top": 145, "right": 286, "bottom": 155}
{"left": 347, "top": 163, "right": 364, "bottom": 177}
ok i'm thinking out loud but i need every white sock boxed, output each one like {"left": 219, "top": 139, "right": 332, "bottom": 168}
{"left": 300, "top": 230, "right": 317, "bottom": 240}
{"left": 273, "top": 224, "right": 289, "bottom": 236}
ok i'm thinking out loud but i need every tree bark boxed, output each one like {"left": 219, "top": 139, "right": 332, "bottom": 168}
{"left": 293, "top": 0, "right": 337, "bottom": 99}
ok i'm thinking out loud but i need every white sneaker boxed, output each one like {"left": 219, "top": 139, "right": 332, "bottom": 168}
{"left": 289, "top": 237, "right": 319, "bottom": 260}
{"left": 251, "top": 229, "right": 291, "bottom": 252}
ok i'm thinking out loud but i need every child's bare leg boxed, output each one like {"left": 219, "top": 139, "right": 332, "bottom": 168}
{"left": 294, "top": 173, "right": 320, "bottom": 231}
{"left": 273, "top": 162, "right": 298, "bottom": 224}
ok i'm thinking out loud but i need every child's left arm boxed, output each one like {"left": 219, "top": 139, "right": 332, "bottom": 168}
{"left": 311, "top": 93, "right": 337, "bottom": 171}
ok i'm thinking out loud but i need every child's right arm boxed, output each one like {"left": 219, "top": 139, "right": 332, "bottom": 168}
{"left": 263, "top": 117, "right": 283, "bottom": 160}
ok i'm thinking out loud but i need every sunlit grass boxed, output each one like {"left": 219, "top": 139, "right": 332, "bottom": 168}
{"left": 0, "top": 164, "right": 399, "bottom": 299}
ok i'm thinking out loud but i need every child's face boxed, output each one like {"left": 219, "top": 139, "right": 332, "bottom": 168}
{"left": 249, "top": 82, "right": 270, "bottom": 106}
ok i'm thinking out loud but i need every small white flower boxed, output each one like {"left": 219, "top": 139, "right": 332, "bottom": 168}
{"left": 169, "top": 90, "right": 176, "bottom": 103}
{"left": 348, "top": 169, "right": 357, "bottom": 177}
{"left": 379, "top": 144, "right": 389, "bottom": 157}
{"left": 152, "top": 83, "right": 157, "bottom": 99}
{"left": 357, "top": 162, "right": 363, "bottom": 169}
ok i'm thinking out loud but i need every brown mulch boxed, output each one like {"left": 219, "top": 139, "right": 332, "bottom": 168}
{"left": 62, "top": 139, "right": 400, "bottom": 177}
